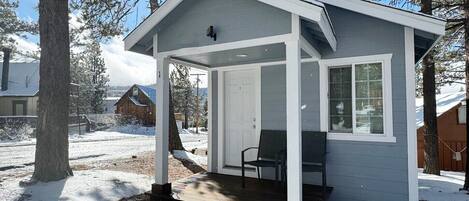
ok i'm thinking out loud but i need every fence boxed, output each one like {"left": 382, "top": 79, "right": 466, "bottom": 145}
{"left": 418, "top": 139, "right": 467, "bottom": 172}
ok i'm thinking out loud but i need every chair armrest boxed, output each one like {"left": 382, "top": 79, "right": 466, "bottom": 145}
{"left": 242, "top": 147, "right": 258, "bottom": 154}
{"left": 242, "top": 147, "right": 258, "bottom": 163}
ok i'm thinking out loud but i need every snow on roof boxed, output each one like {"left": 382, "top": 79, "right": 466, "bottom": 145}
{"left": 129, "top": 96, "right": 148, "bottom": 107}
{"left": 416, "top": 92, "right": 466, "bottom": 128}
{"left": 105, "top": 97, "right": 121, "bottom": 101}
{"left": 0, "top": 62, "right": 39, "bottom": 97}
{"left": 136, "top": 85, "right": 156, "bottom": 104}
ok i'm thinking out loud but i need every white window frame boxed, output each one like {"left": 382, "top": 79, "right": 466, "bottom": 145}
{"left": 319, "top": 54, "right": 395, "bottom": 143}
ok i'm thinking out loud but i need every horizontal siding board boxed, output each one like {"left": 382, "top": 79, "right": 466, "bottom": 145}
{"left": 157, "top": 0, "right": 291, "bottom": 52}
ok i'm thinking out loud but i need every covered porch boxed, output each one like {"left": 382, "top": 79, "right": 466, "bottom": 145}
{"left": 124, "top": 1, "right": 339, "bottom": 200}
{"left": 146, "top": 4, "right": 335, "bottom": 201}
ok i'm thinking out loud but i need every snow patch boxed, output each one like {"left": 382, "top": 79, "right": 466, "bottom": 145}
{"left": 107, "top": 125, "right": 155, "bottom": 136}
{"left": 172, "top": 150, "right": 207, "bottom": 166}
{"left": 0, "top": 170, "right": 152, "bottom": 201}
{"left": 419, "top": 170, "right": 469, "bottom": 201}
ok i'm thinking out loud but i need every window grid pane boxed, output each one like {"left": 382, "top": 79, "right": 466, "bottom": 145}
{"left": 355, "top": 63, "right": 384, "bottom": 134}
{"left": 329, "top": 66, "right": 353, "bottom": 133}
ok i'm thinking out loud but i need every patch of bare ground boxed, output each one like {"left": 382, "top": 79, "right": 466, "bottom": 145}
{"left": 92, "top": 151, "right": 207, "bottom": 182}
{"left": 110, "top": 151, "right": 207, "bottom": 201}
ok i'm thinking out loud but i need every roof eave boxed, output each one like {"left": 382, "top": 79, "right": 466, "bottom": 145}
{"left": 124, "top": 0, "right": 339, "bottom": 53}
{"left": 317, "top": 0, "right": 446, "bottom": 36}
{"left": 124, "top": 0, "right": 183, "bottom": 52}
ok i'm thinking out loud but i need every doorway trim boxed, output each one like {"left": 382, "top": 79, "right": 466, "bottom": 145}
{"left": 217, "top": 65, "right": 262, "bottom": 177}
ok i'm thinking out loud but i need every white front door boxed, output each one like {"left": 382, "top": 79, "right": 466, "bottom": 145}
{"left": 223, "top": 69, "right": 259, "bottom": 168}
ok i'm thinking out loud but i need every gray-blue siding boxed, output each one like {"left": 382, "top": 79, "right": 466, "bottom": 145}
{"left": 157, "top": 0, "right": 291, "bottom": 53}
{"left": 210, "top": 5, "right": 409, "bottom": 201}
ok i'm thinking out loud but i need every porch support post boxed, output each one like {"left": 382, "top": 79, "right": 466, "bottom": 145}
{"left": 155, "top": 56, "right": 170, "bottom": 185}
{"left": 285, "top": 14, "right": 302, "bottom": 201}
{"left": 152, "top": 33, "right": 172, "bottom": 200}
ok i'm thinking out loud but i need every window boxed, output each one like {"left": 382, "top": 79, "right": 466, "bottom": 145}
{"left": 458, "top": 102, "right": 466, "bottom": 124}
{"left": 132, "top": 87, "right": 139, "bottom": 97}
{"left": 320, "top": 54, "right": 395, "bottom": 142}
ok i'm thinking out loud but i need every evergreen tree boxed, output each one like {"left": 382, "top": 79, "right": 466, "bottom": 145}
{"left": 420, "top": 0, "right": 441, "bottom": 176}
{"left": 170, "top": 63, "right": 194, "bottom": 129}
{"left": 34, "top": 0, "right": 73, "bottom": 182}
{"left": 84, "top": 40, "right": 109, "bottom": 114}
{"left": 34, "top": 0, "right": 142, "bottom": 182}
{"left": 69, "top": 41, "right": 109, "bottom": 115}
{"left": 0, "top": 0, "right": 37, "bottom": 60}
{"left": 202, "top": 98, "right": 208, "bottom": 129}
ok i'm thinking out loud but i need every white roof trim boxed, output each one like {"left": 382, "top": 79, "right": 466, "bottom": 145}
{"left": 124, "top": 0, "right": 183, "bottom": 51}
{"left": 317, "top": 0, "right": 446, "bottom": 35}
{"left": 257, "top": 0, "right": 337, "bottom": 51}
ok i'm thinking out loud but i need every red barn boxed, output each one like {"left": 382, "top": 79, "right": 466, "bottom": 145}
{"left": 416, "top": 92, "right": 467, "bottom": 171}
{"left": 115, "top": 85, "right": 156, "bottom": 126}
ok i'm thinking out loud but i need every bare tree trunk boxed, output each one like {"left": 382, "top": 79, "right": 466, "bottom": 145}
{"left": 422, "top": 52, "right": 440, "bottom": 175}
{"left": 169, "top": 86, "right": 184, "bottom": 152}
{"left": 33, "top": 0, "right": 73, "bottom": 182}
{"left": 421, "top": 0, "right": 440, "bottom": 175}
{"left": 463, "top": 0, "right": 469, "bottom": 190}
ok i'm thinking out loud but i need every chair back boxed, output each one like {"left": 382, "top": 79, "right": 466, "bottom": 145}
{"left": 257, "top": 130, "right": 287, "bottom": 160}
{"left": 302, "top": 131, "right": 327, "bottom": 164}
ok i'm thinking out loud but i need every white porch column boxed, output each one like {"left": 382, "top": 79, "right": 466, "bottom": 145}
{"left": 155, "top": 33, "right": 169, "bottom": 185}
{"left": 286, "top": 14, "right": 302, "bottom": 201}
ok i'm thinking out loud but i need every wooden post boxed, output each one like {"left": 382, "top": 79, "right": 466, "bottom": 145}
{"left": 286, "top": 14, "right": 302, "bottom": 201}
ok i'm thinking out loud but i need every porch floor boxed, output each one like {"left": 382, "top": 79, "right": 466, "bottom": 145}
{"left": 171, "top": 172, "right": 333, "bottom": 201}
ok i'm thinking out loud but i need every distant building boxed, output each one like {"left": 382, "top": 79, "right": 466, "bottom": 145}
{"left": 115, "top": 85, "right": 156, "bottom": 125}
{"left": 416, "top": 92, "right": 467, "bottom": 171}
{"left": 103, "top": 97, "right": 119, "bottom": 114}
{"left": 0, "top": 62, "right": 39, "bottom": 116}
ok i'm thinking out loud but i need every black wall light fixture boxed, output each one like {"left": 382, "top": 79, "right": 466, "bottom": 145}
{"left": 206, "top": 26, "right": 217, "bottom": 41}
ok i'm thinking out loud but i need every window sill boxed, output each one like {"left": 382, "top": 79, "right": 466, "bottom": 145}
{"left": 327, "top": 133, "right": 397, "bottom": 143}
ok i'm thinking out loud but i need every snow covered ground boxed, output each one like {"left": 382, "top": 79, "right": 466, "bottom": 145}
{"left": 0, "top": 127, "right": 207, "bottom": 182}
{"left": 419, "top": 170, "right": 469, "bottom": 201}
{"left": 0, "top": 170, "right": 153, "bottom": 201}
{"left": 0, "top": 125, "right": 208, "bottom": 201}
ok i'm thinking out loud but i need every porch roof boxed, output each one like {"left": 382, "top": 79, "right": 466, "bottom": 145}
{"left": 124, "top": 0, "right": 337, "bottom": 56}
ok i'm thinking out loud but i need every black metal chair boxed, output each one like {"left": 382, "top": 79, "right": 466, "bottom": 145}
{"left": 281, "top": 131, "right": 328, "bottom": 199}
{"left": 241, "top": 130, "right": 286, "bottom": 188}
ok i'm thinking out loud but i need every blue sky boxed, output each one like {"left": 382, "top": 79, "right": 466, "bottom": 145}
{"left": 13, "top": 1, "right": 173, "bottom": 87}
{"left": 16, "top": 1, "right": 152, "bottom": 44}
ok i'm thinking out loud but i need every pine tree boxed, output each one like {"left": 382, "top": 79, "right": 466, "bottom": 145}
{"left": 170, "top": 64, "right": 194, "bottom": 129}
{"left": 84, "top": 41, "right": 109, "bottom": 114}
{"left": 420, "top": 0, "right": 441, "bottom": 176}
{"left": 461, "top": 0, "right": 469, "bottom": 191}
{"left": 34, "top": 0, "right": 141, "bottom": 182}
{"left": 34, "top": 0, "right": 73, "bottom": 182}
{"left": 202, "top": 99, "right": 208, "bottom": 129}
{"left": 0, "top": 0, "right": 37, "bottom": 60}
